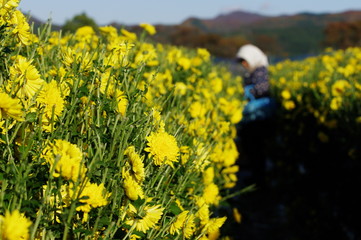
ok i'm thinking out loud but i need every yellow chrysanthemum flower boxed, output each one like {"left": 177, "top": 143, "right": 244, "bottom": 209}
{"left": 0, "top": 92, "right": 24, "bottom": 121}
{"left": 75, "top": 26, "right": 95, "bottom": 38}
{"left": 124, "top": 146, "right": 145, "bottom": 182}
{"left": 125, "top": 204, "right": 164, "bottom": 233}
{"left": 139, "top": 23, "right": 156, "bottom": 35}
{"left": 203, "top": 217, "right": 227, "bottom": 235}
{"left": 281, "top": 89, "right": 292, "bottom": 100}
{"left": 175, "top": 82, "right": 188, "bottom": 96}
{"left": 9, "top": 10, "right": 31, "bottom": 45}
{"left": 196, "top": 197, "right": 210, "bottom": 226}
{"left": 169, "top": 210, "right": 189, "bottom": 235}
{"left": 114, "top": 89, "right": 128, "bottom": 116}
{"left": 61, "top": 181, "right": 110, "bottom": 222}
{"left": 331, "top": 79, "right": 351, "bottom": 97}
{"left": 232, "top": 208, "right": 242, "bottom": 224}
{"left": 183, "top": 213, "right": 196, "bottom": 239}
{"left": 133, "top": 43, "right": 159, "bottom": 67}
{"left": 189, "top": 101, "right": 207, "bottom": 119}
{"left": 177, "top": 57, "right": 191, "bottom": 70}
{"left": 9, "top": 55, "right": 45, "bottom": 99}
{"left": 197, "top": 48, "right": 211, "bottom": 62}
{"left": 123, "top": 171, "right": 144, "bottom": 200}
{"left": 99, "top": 25, "right": 118, "bottom": 38}
{"left": 42, "top": 139, "right": 87, "bottom": 181}
{"left": 202, "top": 183, "right": 220, "bottom": 206}
{"left": 203, "top": 167, "right": 214, "bottom": 185}
{"left": 283, "top": 100, "right": 296, "bottom": 110}
{"left": 74, "top": 182, "right": 110, "bottom": 213}
{"left": 330, "top": 97, "right": 343, "bottom": 111}
{"left": 145, "top": 130, "right": 180, "bottom": 167}
{"left": 36, "top": 80, "right": 65, "bottom": 119}
{"left": 120, "top": 29, "right": 137, "bottom": 41}
{"left": 0, "top": 210, "right": 32, "bottom": 240}
{"left": 0, "top": 0, "right": 19, "bottom": 14}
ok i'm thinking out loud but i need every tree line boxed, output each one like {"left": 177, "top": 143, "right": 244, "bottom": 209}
{"left": 61, "top": 13, "right": 361, "bottom": 59}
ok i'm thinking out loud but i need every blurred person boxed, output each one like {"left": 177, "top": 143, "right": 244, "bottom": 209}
{"left": 235, "top": 44, "right": 276, "bottom": 190}
{"left": 237, "top": 44, "right": 270, "bottom": 101}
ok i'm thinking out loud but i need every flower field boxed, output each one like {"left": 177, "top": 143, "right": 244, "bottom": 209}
{"left": 2, "top": 1, "right": 361, "bottom": 239}
{"left": 269, "top": 46, "right": 361, "bottom": 166}
{"left": 0, "top": 1, "right": 247, "bottom": 239}
{"left": 264, "top": 47, "right": 361, "bottom": 238}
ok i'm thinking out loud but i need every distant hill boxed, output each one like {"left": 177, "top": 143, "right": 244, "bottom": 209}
{"left": 180, "top": 10, "right": 361, "bottom": 33}
{"left": 181, "top": 11, "right": 268, "bottom": 32}
{"left": 173, "top": 10, "right": 361, "bottom": 58}
{"left": 24, "top": 9, "right": 361, "bottom": 59}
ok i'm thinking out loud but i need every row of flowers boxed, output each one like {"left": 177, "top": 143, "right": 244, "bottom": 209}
{"left": 0, "top": 1, "right": 245, "bottom": 239}
{"left": 269, "top": 47, "right": 361, "bottom": 158}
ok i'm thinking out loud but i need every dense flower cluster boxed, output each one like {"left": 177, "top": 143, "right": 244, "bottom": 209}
{"left": 0, "top": 0, "right": 245, "bottom": 239}
{"left": 269, "top": 48, "right": 361, "bottom": 153}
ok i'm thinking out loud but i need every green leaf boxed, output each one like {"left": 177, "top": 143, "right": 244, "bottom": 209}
{"left": 169, "top": 201, "right": 182, "bottom": 215}
{"left": 132, "top": 197, "right": 146, "bottom": 210}
{"left": 25, "top": 112, "right": 37, "bottom": 122}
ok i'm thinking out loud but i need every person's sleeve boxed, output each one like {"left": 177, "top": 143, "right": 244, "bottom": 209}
{"left": 249, "top": 67, "right": 270, "bottom": 98}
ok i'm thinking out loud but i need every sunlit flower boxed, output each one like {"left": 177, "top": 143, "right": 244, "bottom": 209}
{"left": 124, "top": 146, "right": 145, "bottom": 182}
{"left": 61, "top": 47, "right": 76, "bottom": 67}
{"left": 75, "top": 26, "right": 95, "bottom": 37}
{"left": 330, "top": 97, "right": 342, "bottom": 110}
{"left": 139, "top": 23, "right": 156, "bottom": 35}
{"left": 73, "top": 181, "right": 110, "bottom": 213}
{"left": 177, "top": 57, "right": 191, "bottom": 70}
{"left": 120, "top": 29, "right": 137, "bottom": 41}
{"left": 222, "top": 165, "right": 239, "bottom": 188}
{"left": 42, "top": 139, "right": 87, "bottom": 181}
{"left": 0, "top": 92, "right": 24, "bottom": 121}
{"left": 203, "top": 217, "right": 227, "bottom": 235}
{"left": 9, "top": 10, "right": 31, "bottom": 45}
{"left": 145, "top": 130, "right": 180, "bottom": 167}
{"left": 169, "top": 210, "right": 189, "bottom": 235}
{"left": 114, "top": 89, "right": 128, "bottom": 116}
{"left": 0, "top": 0, "right": 19, "bottom": 16}
{"left": 210, "top": 77, "right": 223, "bottom": 93}
{"left": 123, "top": 171, "right": 144, "bottom": 200}
{"left": 133, "top": 43, "right": 158, "bottom": 67}
{"left": 9, "top": 55, "right": 45, "bottom": 99}
{"left": 125, "top": 204, "right": 164, "bottom": 233}
{"left": 197, "top": 48, "right": 211, "bottom": 62}
{"left": 36, "top": 80, "right": 65, "bottom": 119}
{"left": 183, "top": 213, "right": 196, "bottom": 239}
{"left": 99, "top": 25, "right": 118, "bottom": 38}
{"left": 203, "top": 183, "right": 220, "bottom": 206}
{"left": 196, "top": 197, "right": 210, "bottom": 226}
{"left": 203, "top": 167, "right": 214, "bottom": 185}
{"left": 189, "top": 101, "right": 207, "bottom": 119}
{"left": 130, "top": 234, "right": 141, "bottom": 240}
{"left": 0, "top": 210, "right": 32, "bottom": 240}
{"left": 180, "top": 145, "right": 191, "bottom": 165}
{"left": 175, "top": 82, "right": 188, "bottom": 96}
{"left": 331, "top": 79, "right": 351, "bottom": 97}
{"left": 281, "top": 89, "right": 292, "bottom": 100}
{"left": 283, "top": 100, "right": 296, "bottom": 110}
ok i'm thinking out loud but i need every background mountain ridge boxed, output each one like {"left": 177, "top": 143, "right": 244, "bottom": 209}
{"left": 27, "top": 9, "right": 361, "bottom": 59}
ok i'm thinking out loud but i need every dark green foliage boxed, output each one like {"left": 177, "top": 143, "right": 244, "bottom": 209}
{"left": 62, "top": 13, "right": 99, "bottom": 34}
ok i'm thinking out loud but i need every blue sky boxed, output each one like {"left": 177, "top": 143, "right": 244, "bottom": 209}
{"left": 19, "top": 0, "right": 361, "bottom": 26}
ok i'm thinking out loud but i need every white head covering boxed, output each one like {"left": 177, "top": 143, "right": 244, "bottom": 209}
{"left": 236, "top": 44, "right": 269, "bottom": 72}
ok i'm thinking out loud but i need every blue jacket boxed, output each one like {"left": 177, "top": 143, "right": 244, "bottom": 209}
{"left": 242, "top": 66, "right": 276, "bottom": 123}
